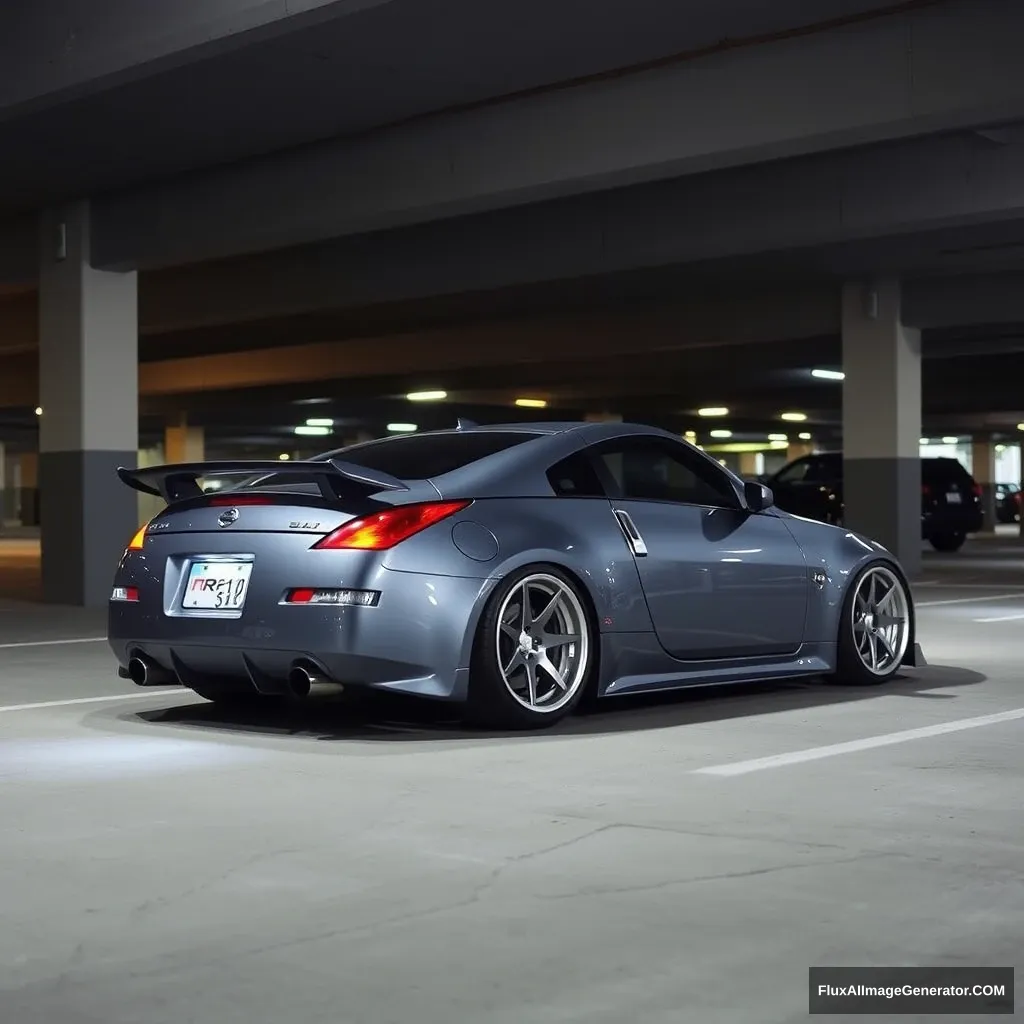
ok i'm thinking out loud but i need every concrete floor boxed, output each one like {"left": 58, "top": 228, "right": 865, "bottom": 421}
{"left": 0, "top": 537, "right": 1021, "bottom": 1023}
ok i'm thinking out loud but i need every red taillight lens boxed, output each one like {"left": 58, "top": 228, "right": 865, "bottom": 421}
{"left": 921, "top": 484, "right": 931, "bottom": 497}
{"left": 972, "top": 483, "right": 983, "bottom": 497}
{"left": 313, "top": 500, "right": 471, "bottom": 551}
{"left": 209, "top": 495, "right": 273, "bottom": 506}
{"left": 1015, "top": 493, "right": 1021, "bottom": 505}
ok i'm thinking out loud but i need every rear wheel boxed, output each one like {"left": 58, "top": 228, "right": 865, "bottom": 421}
{"left": 832, "top": 562, "right": 912, "bottom": 685}
{"left": 466, "top": 565, "right": 594, "bottom": 730}
{"left": 929, "top": 531, "right": 966, "bottom": 552}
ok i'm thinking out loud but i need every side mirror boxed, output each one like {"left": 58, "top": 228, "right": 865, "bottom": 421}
{"left": 744, "top": 480, "right": 775, "bottom": 512}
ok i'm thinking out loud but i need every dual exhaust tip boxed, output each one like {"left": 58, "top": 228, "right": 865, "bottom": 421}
{"left": 127, "top": 655, "right": 342, "bottom": 698}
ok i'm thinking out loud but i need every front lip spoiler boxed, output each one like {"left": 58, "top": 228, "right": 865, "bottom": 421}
{"left": 902, "top": 642, "right": 926, "bottom": 668}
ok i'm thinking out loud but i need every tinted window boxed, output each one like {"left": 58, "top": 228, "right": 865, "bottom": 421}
{"left": 547, "top": 452, "right": 606, "bottom": 497}
{"left": 773, "top": 457, "right": 815, "bottom": 484}
{"left": 922, "top": 458, "right": 973, "bottom": 484}
{"left": 596, "top": 438, "right": 739, "bottom": 508}
{"left": 317, "top": 431, "right": 543, "bottom": 480}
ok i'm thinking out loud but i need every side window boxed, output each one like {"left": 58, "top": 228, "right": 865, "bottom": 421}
{"left": 774, "top": 457, "right": 814, "bottom": 484}
{"left": 596, "top": 439, "right": 739, "bottom": 508}
{"left": 546, "top": 452, "right": 607, "bottom": 497}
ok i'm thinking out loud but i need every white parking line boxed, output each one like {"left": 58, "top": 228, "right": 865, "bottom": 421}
{"left": 915, "top": 593, "right": 1024, "bottom": 608}
{"left": 0, "top": 691, "right": 180, "bottom": 714}
{"left": 694, "top": 708, "right": 1024, "bottom": 777}
{"left": 0, "top": 637, "right": 106, "bottom": 650}
{"left": 974, "top": 612, "right": 1024, "bottom": 623}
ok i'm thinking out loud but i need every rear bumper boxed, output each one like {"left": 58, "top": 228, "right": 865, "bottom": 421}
{"left": 922, "top": 508, "right": 983, "bottom": 536}
{"left": 108, "top": 568, "right": 495, "bottom": 702}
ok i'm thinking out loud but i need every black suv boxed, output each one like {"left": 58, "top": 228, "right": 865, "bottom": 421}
{"left": 767, "top": 452, "right": 983, "bottom": 551}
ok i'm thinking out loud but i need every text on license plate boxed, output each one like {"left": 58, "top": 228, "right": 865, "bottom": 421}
{"left": 946, "top": 491, "right": 962, "bottom": 504}
{"left": 182, "top": 561, "right": 253, "bottom": 610}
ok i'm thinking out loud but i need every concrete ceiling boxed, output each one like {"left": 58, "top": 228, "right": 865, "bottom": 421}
{"left": 0, "top": 0, "right": 915, "bottom": 217}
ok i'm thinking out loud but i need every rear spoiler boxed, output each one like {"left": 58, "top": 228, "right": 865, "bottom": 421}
{"left": 116, "top": 459, "right": 409, "bottom": 503}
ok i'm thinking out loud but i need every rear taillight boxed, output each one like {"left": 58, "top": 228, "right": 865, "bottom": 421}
{"left": 209, "top": 495, "right": 273, "bottom": 506}
{"left": 921, "top": 484, "right": 931, "bottom": 497}
{"left": 313, "top": 500, "right": 471, "bottom": 551}
{"left": 110, "top": 586, "right": 139, "bottom": 602}
{"left": 1015, "top": 493, "right": 1021, "bottom": 506}
{"left": 972, "top": 483, "right": 983, "bottom": 497}
{"left": 127, "top": 523, "right": 149, "bottom": 551}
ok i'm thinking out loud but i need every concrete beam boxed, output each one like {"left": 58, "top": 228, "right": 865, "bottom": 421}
{"left": 92, "top": 0, "right": 1024, "bottom": 270}
{"left": 905, "top": 270, "right": 1024, "bottom": 329}
{"left": 0, "top": 291, "right": 37, "bottom": 354}
{"left": 0, "top": 0, "right": 388, "bottom": 116}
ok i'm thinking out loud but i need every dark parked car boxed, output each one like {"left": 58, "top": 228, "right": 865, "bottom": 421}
{"left": 996, "top": 482, "right": 1021, "bottom": 524}
{"left": 767, "top": 452, "right": 983, "bottom": 552}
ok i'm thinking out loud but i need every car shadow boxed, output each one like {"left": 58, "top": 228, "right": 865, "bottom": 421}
{"left": 118, "top": 663, "right": 986, "bottom": 746}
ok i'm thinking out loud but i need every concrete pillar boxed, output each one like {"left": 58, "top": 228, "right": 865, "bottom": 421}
{"left": 738, "top": 452, "right": 760, "bottom": 477}
{"left": 970, "top": 435, "right": 997, "bottom": 534}
{"left": 17, "top": 453, "right": 38, "bottom": 525}
{"left": 786, "top": 441, "right": 815, "bottom": 462}
{"left": 137, "top": 445, "right": 167, "bottom": 527}
{"left": 841, "top": 279, "right": 922, "bottom": 577}
{"left": 38, "top": 202, "right": 139, "bottom": 606}
{"left": 165, "top": 418, "right": 205, "bottom": 464}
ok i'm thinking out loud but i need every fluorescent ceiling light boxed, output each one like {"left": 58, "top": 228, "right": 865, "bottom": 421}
{"left": 798, "top": 432, "right": 812, "bottom": 441}
{"left": 811, "top": 368, "right": 845, "bottom": 381}
{"left": 294, "top": 425, "right": 330, "bottom": 436}
{"left": 996, "top": 444, "right": 1006, "bottom": 452}
{"left": 34, "top": 406, "right": 42, "bottom": 416}
{"left": 941, "top": 436, "right": 959, "bottom": 444}
{"left": 514, "top": 397, "right": 547, "bottom": 408}
{"left": 1017, "top": 423, "right": 1024, "bottom": 432}
{"left": 767, "top": 433, "right": 788, "bottom": 442}
{"left": 407, "top": 390, "right": 447, "bottom": 401}
{"left": 709, "top": 429, "right": 732, "bottom": 438}
{"left": 305, "top": 418, "right": 333, "bottom": 427}
{"left": 278, "top": 453, "right": 291, "bottom": 461}
{"left": 697, "top": 407, "right": 729, "bottom": 417}
{"left": 683, "top": 430, "right": 697, "bottom": 439}
{"left": 387, "top": 422, "right": 417, "bottom": 433}
{"left": 780, "top": 411, "right": 807, "bottom": 422}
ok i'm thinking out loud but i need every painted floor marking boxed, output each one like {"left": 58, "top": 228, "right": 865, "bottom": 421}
{"left": 694, "top": 708, "right": 1024, "bottom": 777}
{"left": 0, "top": 637, "right": 106, "bottom": 650}
{"left": 0, "top": 691, "right": 181, "bottom": 714}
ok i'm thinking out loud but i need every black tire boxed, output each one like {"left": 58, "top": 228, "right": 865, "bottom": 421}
{"left": 831, "top": 560, "right": 913, "bottom": 686}
{"left": 929, "top": 531, "right": 966, "bottom": 552}
{"left": 465, "top": 564, "right": 596, "bottom": 730}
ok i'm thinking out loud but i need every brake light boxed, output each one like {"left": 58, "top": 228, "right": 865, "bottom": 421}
{"left": 209, "top": 495, "right": 273, "bottom": 506}
{"left": 972, "top": 483, "right": 983, "bottom": 497}
{"left": 127, "top": 523, "right": 148, "bottom": 551}
{"left": 921, "top": 484, "right": 931, "bottom": 497}
{"left": 313, "top": 500, "right": 471, "bottom": 550}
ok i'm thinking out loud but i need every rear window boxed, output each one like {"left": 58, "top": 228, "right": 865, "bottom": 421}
{"left": 923, "top": 458, "right": 974, "bottom": 484}
{"left": 316, "top": 430, "right": 543, "bottom": 480}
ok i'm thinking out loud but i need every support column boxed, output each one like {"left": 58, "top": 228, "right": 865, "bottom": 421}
{"left": 18, "top": 453, "right": 38, "bottom": 526}
{"left": 165, "top": 417, "right": 205, "bottom": 464}
{"left": 786, "top": 441, "right": 815, "bottom": 462}
{"left": 738, "top": 452, "right": 760, "bottom": 477}
{"left": 970, "top": 435, "right": 997, "bottom": 534}
{"left": 38, "top": 202, "right": 138, "bottom": 606}
{"left": 842, "top": 279, "right": 922, "bottom": 577}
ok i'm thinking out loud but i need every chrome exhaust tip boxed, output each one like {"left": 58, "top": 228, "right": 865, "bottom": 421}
{"left": 287, "top": 664, "right": 344, "bottom": 698}
{"left": 127, "top": 655, "right": 177, "bottom": 687}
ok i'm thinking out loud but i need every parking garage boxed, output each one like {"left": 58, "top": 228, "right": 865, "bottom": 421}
{"left": 1, "top": 0, "right": 1023, "bottom": 1019}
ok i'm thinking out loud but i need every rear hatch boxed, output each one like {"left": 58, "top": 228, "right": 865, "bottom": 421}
{"left": 922, "top": 458, "right": 981, "bottom": 519}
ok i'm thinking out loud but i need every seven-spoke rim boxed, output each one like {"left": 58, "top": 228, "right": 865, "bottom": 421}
{"left": 495, "top": 573, "right": 590, "bottom": 713}
{"left": 852, "top": 565, "right": 910, "bottom": 675}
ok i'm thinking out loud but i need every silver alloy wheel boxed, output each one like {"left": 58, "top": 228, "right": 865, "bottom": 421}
{"left": 495, "top": 573, "right": 590, "bottom": 713}
{"left": 852, "top": 565, "right": 910, "bottom": 675}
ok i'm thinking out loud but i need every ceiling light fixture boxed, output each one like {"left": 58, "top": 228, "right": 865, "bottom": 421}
{"left": 1017, "top": 423, "right": 1024, "bottom": 432}
{"left": 305, "top": 418, "right": 333, "bottom": 427}
{"left": 811, "top": 368, "right": 845, "bottom": 381}
{"left": 709, "top": 429, "right": 732, "bottom": 438}
{"left": 941, "top": 436, "right": 959, "bottom": 444}
{"left": 780, "top": 411, "right": 807, "bottom": 422}
{"left": 294, "top": 425, "right": 330, "bottom": 436}
{"left": 514, "top": 397, "right": 547, "bottom": 408}
{"left": 697, "top": 407, "right": 729, "bottom": 417}
{"left": 407, "top": 390, "right": 447, "bottom": 402}
{"left": 34, "top": 406, "right": 42, "bottom": 416}
{"left": 278, "top": 453, "right": 291, "bottom": 461}
{"left": 767, "top": 433, "right": 788, "bottom": 442}
{"left": 387, "top": 422, "right": 417, "bottom": 433}
{"left": 798, "top": 432, "right": 812, "bottom": 441}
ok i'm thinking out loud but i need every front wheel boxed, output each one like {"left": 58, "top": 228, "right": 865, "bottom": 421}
{"left": 465, "top": 565, "right": 595, "bottom": 730}
{"left": 831, "top": 562, "right": 913, "bottom": 686}
{"left": 929, "top": 531, "right": 965, "bottom": 552}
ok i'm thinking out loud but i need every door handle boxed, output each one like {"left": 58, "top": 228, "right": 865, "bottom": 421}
{"left": 612, "top": 508, "right": 648, "bottom": 556}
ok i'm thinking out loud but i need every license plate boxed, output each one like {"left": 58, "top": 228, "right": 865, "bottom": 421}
{"left": 946, "top": 491, "right": 962, "bottom": 504}
{"left": 182, "top": 561, "right": 253, "bottom": 611}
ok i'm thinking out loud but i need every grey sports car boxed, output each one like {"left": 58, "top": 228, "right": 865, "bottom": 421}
{"left": 109, "top": 421, "right": 924, "bottom": 729}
